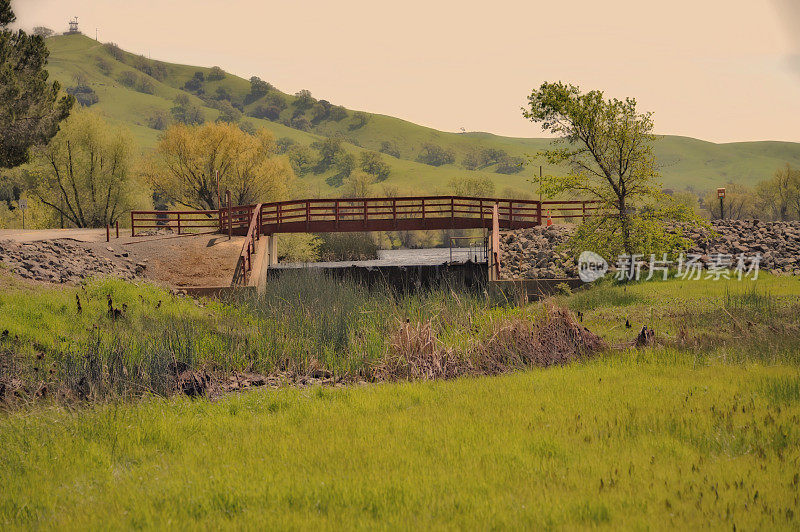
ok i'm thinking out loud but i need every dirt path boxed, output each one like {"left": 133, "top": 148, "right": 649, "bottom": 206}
{"left": 0, "top": 229, "right": 244, "bottom": 287}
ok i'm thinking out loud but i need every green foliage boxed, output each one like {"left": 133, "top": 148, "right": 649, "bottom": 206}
{"left": 755, "top": 163, "right": 800, "bottom": 220}
{"left": 379, "top": 140, "right": 400, "bottom": 158}
{"left": 210, "top": 99, "right": 242, "bottom": 124}
{"left": 170, "top": 94, "right": 205, "bottom": 125}
{"left": 448, "top": 175, "right": 495, "bottom": 197}
{"left": 130, "top": 55, "right": 168, "bottom": 81}
{"left": 495, "top": 155, "right": 524, "bottom": 174}
{"left": 246, "top": 76, "right": 271, "bottom": 103}
{"left": 524, "top": 82, "right": 700, "bottom": 256}
{"left": 312, "top": 137, "right": 343, "bottom": 173}
{"left": 103, "top": 42, "right": 124, "bottom": 61}
{"left": 207, "top": 66, "right": 226, "bottom": 81}
{"left": 144, "top": 122, "right": 294, "bottom": 209}
{"left": 286, "top": 144, "right": 314, "bottom": 176}
{"left": 317, "top": 232, "right": 379, "bottom": 261}
{"left": 417, "top": 143, "right": 455, "bottom": 166}
{"left": 29, "top": 110, "right": 147, "bottom": 226}
{"left": 292, "top": 89, "right": 315, "bottom": 111}
{"left": 65, "top": 84, "right": 99, "bottom": 107}
{"left": 146, "top": 109, "right": 171, "bottom": 131}
{"left": 32, "top": 26, "right": 53, "bottom": 38}
{"left": 183, "top": 71, "right": 204, "bottom": 93}
{"left": 329, "top": 104, "right": 348, "bottom": 121}
{"left": 348, "top": 111, "right": 369, "bottom": 130}
{"left": 359, "top": 151, "right": 390, "bottom": 181}
{"left": 264, "top": 91, "right": 286, "bottom": 110}
{"left": 248, "top": 104, "right": 280, "bottom": 121}
{"left": 332, "top": 151, "right": 355, "bottom": 180}
{"left": 0, "top": 4, "right": 73, "bottom": 168}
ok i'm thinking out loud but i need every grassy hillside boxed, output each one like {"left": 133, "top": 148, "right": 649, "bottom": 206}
{"left": 45, "top": 34, "right": 800, "bottom": 198}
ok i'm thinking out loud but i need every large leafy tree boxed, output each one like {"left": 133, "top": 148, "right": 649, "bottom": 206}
{"left": 523, "top": 82, "right": 693, "bottom": 257}
{"left": 29, "top": 111, "right": 148, "bottom": 227}
{"left": 0, "top": 0, "right": 73, "bottom": 169}
{"left": 144, "top": 122, "right": 295, "bottom": 210}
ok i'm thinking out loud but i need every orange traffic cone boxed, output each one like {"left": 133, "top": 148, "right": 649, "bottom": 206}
{"left": 546, "top": 210, "right": 552, "bottom": 227}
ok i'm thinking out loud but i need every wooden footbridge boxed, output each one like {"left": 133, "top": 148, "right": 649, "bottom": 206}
{"left": 131, "top": 196, "right": 599, "bottom": 288}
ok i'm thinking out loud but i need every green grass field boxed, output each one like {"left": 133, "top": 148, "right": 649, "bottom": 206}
{"left": 1, "top": 274, "right": 799, "bottom": 528}
{"left": 44, "top": 34, "right": 800, "bottom": 197}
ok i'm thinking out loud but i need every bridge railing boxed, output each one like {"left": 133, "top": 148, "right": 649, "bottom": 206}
{"left": 232, "top": 203, "right": 263, "bottom": 286}
{"left": 132, "top": 197, "right": 602, "bottom": 237}
{"left": 130, "top": 209, "right": 221, "bottom": 237}
{"left": 258, "top": 196, "right": 600, "bottom": 232}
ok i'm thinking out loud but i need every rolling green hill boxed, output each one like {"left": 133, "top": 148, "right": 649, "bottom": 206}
{"left": 45, "top": 34, "right": 800, "bottom": 198}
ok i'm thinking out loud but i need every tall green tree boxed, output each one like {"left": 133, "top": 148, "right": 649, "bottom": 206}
{"left": 0, "top": 0, "right": 73, "bottom": 168}
{"left": 523, "top": 82, "right": 693, "bottom": 257}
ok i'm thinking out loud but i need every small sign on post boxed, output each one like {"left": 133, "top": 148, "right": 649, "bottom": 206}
{"left": 717, "top": 187, "right": 726, "bottom": 219}
{"left": 18, "top": 198, "right": 27, "bottom": 229}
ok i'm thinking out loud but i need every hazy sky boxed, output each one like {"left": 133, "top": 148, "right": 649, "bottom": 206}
{"left": 10, "top": 0, "right": 800, "bottom": 143}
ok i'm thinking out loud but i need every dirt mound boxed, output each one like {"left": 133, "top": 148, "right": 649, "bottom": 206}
{"left": 373, "top": 305, "right": 606, "bottom": 381}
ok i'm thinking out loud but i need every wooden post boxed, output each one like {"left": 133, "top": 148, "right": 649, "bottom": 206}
{"left": 115, "top": 220, "right": 119, "bottom": 239}
{"left": 392, "top": 199, "right": 397, "bottom": 229}
{"left": 177, "top": 212, "right": 181, "bottom": 235}
{"left": 335, "top": 200, "right": 339, "bottom": 230}
{"left": 363, "top": 199, "right": 368, "bottom": 228}
{"left": 582, "top": 202, "right": 586, "bottom": 223}
{"left": 306, "top": 200, "right": 310, "bottom": 232}
{"left": 130, "top": 212, "right": 135, "bottom": 237}
{"left": 421, "top": 198, "right": 426, "bottom": 221}
{"left": 106, "top": 224, "right": 110, "bottom": 242}
{"left": 537, "top": 201, "right": 542, "bottom": 226}
{"left": 226, "top": 190, "right": 232, "bottom": 240}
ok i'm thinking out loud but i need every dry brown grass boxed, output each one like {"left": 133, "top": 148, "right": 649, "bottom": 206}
{"left": 373, "top": 305, "right": 606, "bottom": 381}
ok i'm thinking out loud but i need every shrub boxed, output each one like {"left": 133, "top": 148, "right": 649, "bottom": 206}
{"left": 417, "top": 143, "right": 455, "bottom": 166}
{"left": 95, "top": 56, "right": 113, "bottom": 76}
{"left": 290, "top": 116, "right": 311, "bottom": 131}
{"left": 379, "top": 141, "right": 400, "bottom": 158}
{"left": 214, "top": 86, "right": 232, "bottom": 101}
{"left": 65, "top": 85, "right": 99, "bottom": 107}
{"left": 329, "top": 105, "right": 348, "bottom": 121}
{"left": 131, "top": 56, "right": 168, "bottom": 81}
{"left": 317, "top": 232, "right": 380, "bottom": 261}
{"left": 293, "top": 89, "right": 315, "bottom": 111}
{"left": 103, "top": 42, "right": 124, "bottom": 61}
{"left": 265, "top": 92, "right": 287, "bottom": 111}
{"left": 249, "top": 105, "right": 281, "bottom": 121}
{"left": 495, "top": 155, "right": 525, "bottom": 174}
{"left": 360, "top": 151, "right": 391, "bottom": 181}
{"left": 275, "top": 137, "right": 295, "bottom": 154}
{"left": 287, "top": 145, "right": 314, "bottom": 175}
{"left": 207, "top": 66, "right": 226, "bottom": 81}
{"left": 183, "top": 71, "right": 204, "bottom": 93}
{"left": 349, "top": 111, "right": 369, "bottom": 130}
{"left": 147, "top": 109, "right": 171, "bottom": 131}
{"left": 118, "top": 70, "right": 139, "bottom": 88}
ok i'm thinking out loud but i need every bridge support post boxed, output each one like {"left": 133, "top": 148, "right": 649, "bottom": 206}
{"left": 267, "top": 234, "right": 278, "bottom": 266}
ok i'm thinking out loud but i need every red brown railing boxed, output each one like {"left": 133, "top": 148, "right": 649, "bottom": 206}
{"left": 232, "top": 203, "right": 263, "bottom": 286}
{"left": 256, "top": 196, "right": 599, "bottom": 234}
{"left": 129, "top": 209, "right": 221, "bottom": 237}
{"left": 132, "top": 197, "right": 600, "bottom": 237}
